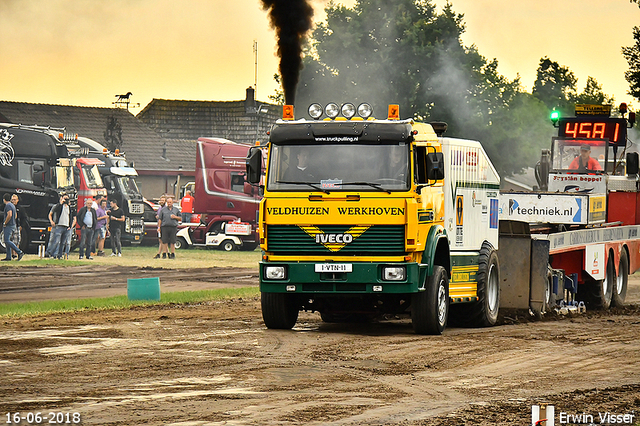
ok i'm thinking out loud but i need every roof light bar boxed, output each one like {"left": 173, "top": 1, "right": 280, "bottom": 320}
{"left": 357, "top": 103, "right": 373, "bottom": 119}
{"left": 308, "top": 103, "right": 323, "bottom": 119}
{"left": 341, "top": 103, "right": 356, "bottom": 119}
{"left": 325, "top": 103, "right": 340, "bottom": 119}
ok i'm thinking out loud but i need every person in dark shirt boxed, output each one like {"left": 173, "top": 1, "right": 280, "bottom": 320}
{"left": 157, "top": 196, "right": 181, "bottom": 259}
{"left": 2, "top": 193, "right": 23, "bottom": 261}
{"left": 107, "top": 199, "right": 125, "bottom": 257}
{"left": 76, "top": 197, "right": 98, "bottom": 260}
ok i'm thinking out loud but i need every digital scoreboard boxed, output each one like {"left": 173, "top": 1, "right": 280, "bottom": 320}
{"left": 558, "top": 117, "right": 627, "bottom": 145}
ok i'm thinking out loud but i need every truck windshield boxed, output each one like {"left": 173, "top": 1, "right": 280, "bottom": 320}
{"left": 54, "top": 166, "right": 74, "bottom": 188}
{"left": 267, "top": 143, "right": 410, "bottom": 191}
{"left": 116, "top": 176, "right": 141, "bottom": 197}
{"left": 81, "top": 164, "right": 104, "bottom": 189}
{"left": 552, "top": 138, "right": 606, "bottom": 172}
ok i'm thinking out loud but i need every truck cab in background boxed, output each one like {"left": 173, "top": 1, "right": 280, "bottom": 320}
{"left": 76, "top": 137, "right": 145, "bottom": 244}
{"left": 0, "top": 124, "right": 79, "bottom": 252}
{"left": 74, "top": 157, "right": 107, "bottom": 214}
{"left": 189, "top": 137, "right": 262, "bottom": 251}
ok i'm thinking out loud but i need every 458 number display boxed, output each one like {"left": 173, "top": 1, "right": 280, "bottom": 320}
{"left": 5, "top": 412, "right": 81, "bottom": 424}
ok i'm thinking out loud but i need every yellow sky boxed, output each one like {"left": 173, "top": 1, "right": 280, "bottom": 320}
{"left": 0, "top": 0, "right": 638, "bottom": 110}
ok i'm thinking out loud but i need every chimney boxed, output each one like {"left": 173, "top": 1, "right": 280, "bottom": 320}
{"left": 245, "top": 87, "right": 257, "bottom": 114}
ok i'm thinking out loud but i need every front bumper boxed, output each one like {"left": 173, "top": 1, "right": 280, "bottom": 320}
{"left": 260, "top": 261, "right": 423, "bottom": 294}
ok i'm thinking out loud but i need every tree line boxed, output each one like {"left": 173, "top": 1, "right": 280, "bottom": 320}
{"left": 272, "top": 0, "right": 627, "bottom": 176}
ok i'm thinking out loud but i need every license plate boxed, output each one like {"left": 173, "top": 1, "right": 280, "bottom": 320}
{"left": 315, "top": 263, "right": 352, "bottom": 273}
{"left": 135, "top": 235, "right": 140, "bottom": 240}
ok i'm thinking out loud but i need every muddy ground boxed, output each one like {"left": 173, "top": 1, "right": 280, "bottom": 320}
{"left": 0, "top": 266, "right": 639, "bottom": 425}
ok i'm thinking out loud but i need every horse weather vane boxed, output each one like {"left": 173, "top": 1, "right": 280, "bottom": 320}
{"left": 113, "top": 92, "right": 140, "bottom": 110}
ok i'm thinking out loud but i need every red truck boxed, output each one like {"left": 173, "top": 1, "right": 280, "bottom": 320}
{"left": 175, "top": 137, "right": 262, "bottom": 251}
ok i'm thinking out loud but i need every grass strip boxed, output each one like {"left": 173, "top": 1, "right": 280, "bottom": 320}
{"left": 0, "top": 287, "right": 260, "bottom": 317}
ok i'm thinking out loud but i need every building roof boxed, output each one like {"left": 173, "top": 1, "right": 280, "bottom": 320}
{"left": 137, "top": 88, "right": 281, "bottom": 145}
{"left": 0, "top": 100, "right": 193, "bottom": 172}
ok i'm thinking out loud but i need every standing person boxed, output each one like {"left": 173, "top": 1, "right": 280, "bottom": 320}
{"left": 153, "top": 194, "right": 168, "bottom": 259}
{"left": 180, "top": 190, "right": 194, "bottom": 223}
{"left": 94, "top": 199, "right": 108, "bottom": 256}
{"left": 2, "top": 193, "right": 24, "bottom": 261}
{"left": 76, "top": 197, "right": 97, "bottom": 260}
{"left": 10, "top": 194, "right": 23, "bottom": 257}
{"left": 107, "top": 199, "right": 125, "bottom": 257}
{"left": 46, "top": 194, "right": 76, "bottom": 259}
{"left": 157, "top": 196, "right": 181, "bottom": 259}
{"left": 90, "top": 195, "right": 104, "bottom": 255}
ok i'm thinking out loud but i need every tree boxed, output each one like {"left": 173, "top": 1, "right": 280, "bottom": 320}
{"left": 623, "top": 26, "right": 640, "bottom": 101}
{"left": 295, "top": 0, "right": 550, "bottom": 175}
{"left": 269, "top": 74, "right": 285, "bottom": 105}
{"left": 572, "top": 76, "right": 614, "bottom": 105}
{"left": 532, "top": 57, "right": 577, "bottom": 115}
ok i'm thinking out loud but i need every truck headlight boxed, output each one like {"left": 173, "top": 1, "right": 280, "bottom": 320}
{"left": 265, "top": 266, "right": 287, "bottom": 280}
{"left": 382, "top": 266, "right": 406, "bottom": 281}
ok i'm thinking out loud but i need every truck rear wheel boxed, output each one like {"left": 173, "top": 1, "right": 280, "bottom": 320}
{"left": 583, "top": 252, "right": 614, "bottom": 310}
{"left": 611, "top": 249, "right": 628, "bottom": 307}
{"left": 261, "top": 292, "right": 299, "bottom": 329}
{"left": 411, "top": 265, "right": 449, "bottom": 335}
{"left": 468, "top": 242, "right": 500, "bottom": 327}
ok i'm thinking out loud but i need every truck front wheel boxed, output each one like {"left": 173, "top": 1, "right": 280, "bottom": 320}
{"left": 411, "top": 265, "right": 449, "bottom": 335}
{"left": 261, "top": 292, "right": 299, "bottom": 330}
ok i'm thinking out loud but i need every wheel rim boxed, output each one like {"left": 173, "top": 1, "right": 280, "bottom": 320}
{"left": 224, "top": 242, "right": 233, "bottom": 251}
{"left": 487, "top": 263, "right": 499, "bottom": 312}
{"left": 437, "top": 279, "right": 447, "bottom": 326}
{"left": 616, "top": 265, "right": 625, "bottom": 295}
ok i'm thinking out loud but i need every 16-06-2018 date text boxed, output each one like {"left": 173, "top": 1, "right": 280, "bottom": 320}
{"left": 5, "top": 412, "right": 81, "bottom": 424}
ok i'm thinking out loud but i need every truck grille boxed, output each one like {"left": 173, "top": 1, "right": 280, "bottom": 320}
{"left": 130, "top": 219, "right": 144, "bottom": 234}
{"left": 266, "top": 225, "right": 405, "bottom": 255}
{"left": 129, "top": 203, "right": 144, "bottom": 215}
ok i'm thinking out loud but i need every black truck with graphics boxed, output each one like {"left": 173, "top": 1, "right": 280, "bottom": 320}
{"left": 0, "top": 124, "right": 78, "bottom": 252}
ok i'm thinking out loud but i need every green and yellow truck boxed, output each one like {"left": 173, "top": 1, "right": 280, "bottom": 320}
{"left": 246, "top": 103, "right": 501, "bottom": 334}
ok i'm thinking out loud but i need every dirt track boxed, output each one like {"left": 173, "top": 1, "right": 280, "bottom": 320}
{"left": 1, "top": 268, "right": 639, "bottom": 425}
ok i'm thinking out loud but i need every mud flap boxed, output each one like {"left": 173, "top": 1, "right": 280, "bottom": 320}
{"left": 529, "top": 239, "right": 551, "bottom": 314}
{"left": 498, "top": 221, "right": 550, "bottom": 314}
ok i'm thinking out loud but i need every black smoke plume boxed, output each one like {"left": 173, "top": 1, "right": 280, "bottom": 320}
{"left": 261, "top": 0, "right": 314, "bottom": 105}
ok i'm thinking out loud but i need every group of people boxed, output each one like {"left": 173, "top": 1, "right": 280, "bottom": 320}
{"left": 45, "top": 194, "right": 125, "bottom": 260}
{"left": 153, "top": 193, "right": 184, "bottom": 259}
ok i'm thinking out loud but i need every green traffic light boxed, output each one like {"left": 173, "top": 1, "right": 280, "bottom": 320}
{"left": 550, "top": 110, "right": 560, "bottom": 122}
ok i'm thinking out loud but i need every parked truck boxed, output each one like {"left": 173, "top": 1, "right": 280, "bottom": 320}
{"left": 74, "top": 157, "right": 107, "bottom": 216}
{"left": 175, "top": 137, "right": 261, "bottom": 251}
{"left": 76, "top": 137, "right": 145, "bottom": 244}
{"left": 245, "top": 102, "right": 639, "bottom": 335}
{"left": 0, "top": 124, "right": 79, "bottom": 252}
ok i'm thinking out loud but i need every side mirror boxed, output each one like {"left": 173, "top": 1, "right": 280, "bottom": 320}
{"left": 244, "top": 182, "right": 254, "bottom": 195}
{"left": 426, "top": 152, "right": 445, "bottom": 181}
{"left": 626, "top": 152, "right": 639, "bottom": 176}
{"left": 246, "top": 148, "right": 262, "bottom": 184}
{"left": 33, "top": 172, "right": 44, "bottom": 187}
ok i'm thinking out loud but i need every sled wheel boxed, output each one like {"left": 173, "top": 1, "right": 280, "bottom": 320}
{"left": 611, "top": 249, "right": 628, "bottom": 307}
